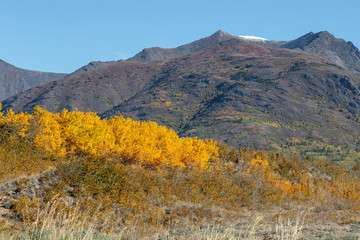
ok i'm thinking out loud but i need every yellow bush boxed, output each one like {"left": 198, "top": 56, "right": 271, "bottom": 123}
{"left": 32, "top": 107, "right": 67, "bottom": 156}
{"left": 109, "top": 116, "right": 218, "bottom": 168}
{"left": 0, "top": 106, "right": 218, "bottom": 169}
{"left": 0, "top": 106, "right": 32, "bottom": 137}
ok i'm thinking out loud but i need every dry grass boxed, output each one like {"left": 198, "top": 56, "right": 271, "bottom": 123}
{"left": 2, "top": 152, "right": 360, "bottom": 239}
{"left": 274, "top": 211, "right": 306, "bottom": 240}
{"left": 3, "top": 205, "right": 306, "bottom": 240}
{"left": 6, "top": 198, "right": 114, "bottom": 240}
{"left": 6, "top": 207, "right": 355, "bottom": 240}
{"left": 2, "top": 201, "right": 360, "bottom": 239}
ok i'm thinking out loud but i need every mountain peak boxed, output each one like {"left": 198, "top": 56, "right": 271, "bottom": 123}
{"left": 209, "top": 30, "right": 234, "bottom": 40}
{"left": 213, "top": 29, "right": 227, "bottom": 34}
{"left": 280, "top": 31, "right": 360, "bottom": 76}
{"left": 318, "top": 30, "right": 332, "bottom": 36}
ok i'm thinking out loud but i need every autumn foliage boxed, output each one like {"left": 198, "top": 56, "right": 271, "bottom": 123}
{"left": 0, "top": 104, "right": 218, "bottom": 169}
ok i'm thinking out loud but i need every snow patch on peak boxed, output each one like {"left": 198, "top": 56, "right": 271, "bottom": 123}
{"left": 239, "top": 36, "right": 269, "bottom": 42}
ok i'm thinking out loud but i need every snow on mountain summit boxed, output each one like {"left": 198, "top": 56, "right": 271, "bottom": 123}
{"left": 239, "top": 36, "right": 269, "bottom": 42}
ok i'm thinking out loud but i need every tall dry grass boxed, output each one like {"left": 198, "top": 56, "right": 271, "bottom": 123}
{"left": 11, "top": 198, "right": 108, "bottom": 240}
{"left": 275, "top": 211, "right": 307, "bottom": 240}
{"left": 5, "top": 200, "right": 308, "bottom": 240}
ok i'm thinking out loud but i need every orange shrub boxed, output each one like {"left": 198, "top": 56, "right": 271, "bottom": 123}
{"left": 109, "top": 116, "right": 217, "bottom": 168}
{"left": 0, "top": 106, "right": 218, "bottom": 169}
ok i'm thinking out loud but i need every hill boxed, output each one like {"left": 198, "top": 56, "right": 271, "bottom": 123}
{"left": 0, "top": 60, "right": 67, "bottom": 101}
{"left": 1, "top": 60, "right": 162, "bottom": 113}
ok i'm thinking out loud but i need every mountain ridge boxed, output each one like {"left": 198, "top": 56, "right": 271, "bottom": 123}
{"left": 127, "top": 30, "right": 235, "bottom": 62}
{"left": 66, "top": 30, "right": 360, "bottom": 78}
{"left": 280, "top": 31, "right": 360, "bottom": 76}
{"left": 0, "top": 59, "right": 67, "bottom": 101}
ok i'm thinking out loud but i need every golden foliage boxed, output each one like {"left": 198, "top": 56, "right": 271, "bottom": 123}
{"left": 0, "top": 107, "right": 32, "bottom": 137}
{"left": 0, "top": 106, "right": 218, "bottom": 169}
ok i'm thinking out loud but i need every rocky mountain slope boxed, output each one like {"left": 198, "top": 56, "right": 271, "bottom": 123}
{"left": 0, "top": 60, "right": 67, "bottom": 101}
{"left": 280, "top": 31, "right": 360, "bottom": 76}
{"left": 3, "top": 36, "right": 360, "bottom": 161}
{"left": 103, "top": 38, "right": 360, "bottom": 162}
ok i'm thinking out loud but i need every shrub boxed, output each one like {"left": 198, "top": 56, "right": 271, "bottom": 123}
{"left": 0, "top": 105, "right": 218, "bottom": 169}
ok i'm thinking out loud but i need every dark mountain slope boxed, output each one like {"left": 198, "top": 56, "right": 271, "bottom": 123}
{"left": 0, "top": 60, "right": 67, "bottom": 101}
{"left": 280, "top": 31, "right": 360, "bottom": 76}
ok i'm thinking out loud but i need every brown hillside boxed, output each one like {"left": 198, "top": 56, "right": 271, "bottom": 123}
{"left": 2, "top": 61, "right": 160, "bottom": 113}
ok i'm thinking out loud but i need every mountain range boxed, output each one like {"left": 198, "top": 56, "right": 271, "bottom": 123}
{"left": 2, "top": 30, "right": 360, "bottom": 162}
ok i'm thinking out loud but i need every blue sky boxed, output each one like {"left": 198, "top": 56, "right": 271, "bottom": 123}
{"left": 1, "top": 0, "right": 359, "bottom": 73}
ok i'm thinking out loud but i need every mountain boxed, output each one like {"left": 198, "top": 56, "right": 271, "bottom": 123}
{"left": 1, "top": 30, "right": 236, "bottom": 113}
{"left": 0, "top": 60, "right": 67, "bottom": 101}
{"left": 72, "top": 30, "right": 360, "bottom": 79}
{"left": 103, "top": 38, "right": 360, "bottom": 162}
{"left": 127, "top": 30, "right": 235, "bottom": 62}
{"left": 280, "top": 31, "right": 360, "bottom": 76}
{"left": 238, "top": 31, "right": 360, "bottom": 77}
{"left": 61, "top": 30, "right": 236, "bottom": 78}
{"left": 69, "top": 30, "right": 360, "bottom": 79}
{"left": 4, "top": 36, "right": 360, "bottom": 162}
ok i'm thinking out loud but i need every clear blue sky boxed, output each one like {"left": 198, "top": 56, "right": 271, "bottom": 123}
{"left": 1, "top": 0, "right": 359, "bottom": 73}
